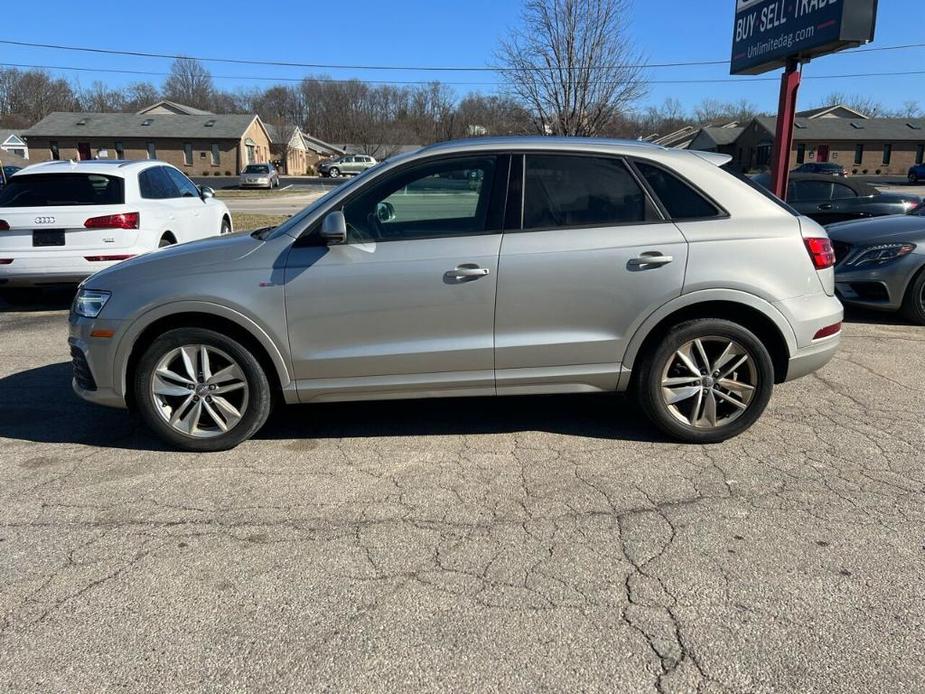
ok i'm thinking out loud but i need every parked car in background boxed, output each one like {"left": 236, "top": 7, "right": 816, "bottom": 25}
{"left": 753, "top": 173, "right": 921, "bottom": 225}
{"left": 908, "top": 163, "right": 925, "bottom": 184}
{"left": 69, "top": 137, "right": 842, "bottom": 451}
{"left": 792, "top": 162, "right": 847, "bottom": 177}
{"left": 827, "top": 202, "right": 925, "bottom": 324}
{"left": 239, "top": 163, "right": 280, "bottom": 189}
{"left": 0, "top": 160, "right": 231, "bottom": 300}
{"left": 318, "top": 154, "right": 377, "bottom": 178}
{"left": 0, "top": 165, "right": 21, "bottom": 189}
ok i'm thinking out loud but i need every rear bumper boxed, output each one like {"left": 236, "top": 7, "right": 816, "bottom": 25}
{"left": 0, "top": 249, "right": 149, "bottom": 287}
{"left": 785, "top": 334, "right": 840, "bottom": 382}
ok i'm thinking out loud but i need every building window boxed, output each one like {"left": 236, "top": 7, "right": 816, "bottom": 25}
{"left": 211, "top": 143, "right": 220, "bottom": 166}
{"left": 183, "top": 143, "right": 193, "bottom": 166}
{"left": 147, "top": 142, "right": 157, "bottom": 160}
{"left": 50, "top": 141, "right": 60, "bottom": 160}
{"left": 916, "top": 144, "right": 924, "bottom": 165}
{"left": 882, "top": 144, "right": 892, "bottom": 165}
{"left": 115, "top": 141, "right": 125, "bottom": 159}
{"left": 854, "top": 144, "right": 864, "bottom": 165}
{"left": 796, "top": 144, "right": 806, "bottom": 164}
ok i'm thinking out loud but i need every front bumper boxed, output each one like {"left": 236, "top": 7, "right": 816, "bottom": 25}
{"left": 240, "top": 179, "right": 272, "bottom": 188}
{"left": 68, "top": 314, "right": 128, "bottom": 409}
{"left": 834, "top": 253, "right": 925, "bottom": 311}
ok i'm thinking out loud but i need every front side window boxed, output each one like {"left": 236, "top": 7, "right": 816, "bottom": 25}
{"left": 164, "top": 167, "right": 201, "bottom": 198}
{"left": 0, "top": 173, "right": 124, "bottom": 207}
{"left": 634, "top": 161, "right": 720, "bottom": 220}
{"left": 138, "top": 167, "right": 178, "bottom": 199}
{"left": 343, "top": 156, "right": 498, "bottom": 243}
{"left": 523, "top": 154, "right": 657, "bottom": 230}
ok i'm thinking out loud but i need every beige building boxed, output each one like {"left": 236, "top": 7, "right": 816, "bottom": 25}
{"left": 266, "top": 125, "right": 344, "bottom": 175}
{"left": 22, "top": 102, "right": 273, "bottom": 176}
{"left": 689, "top": 105, "right": 925, "bottom": 175}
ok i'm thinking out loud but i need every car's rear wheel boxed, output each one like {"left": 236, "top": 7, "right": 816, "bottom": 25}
{"left": 329, "top": 167, "right": 340, "bottom": 178}
{"left": 637, "top": 319, "right": 774, "bottom": 443}
{"left": 158, "top": 233, "right": 175, "bottom": 248}
{"left": 134, "top": 328, "right": 272, "bottom": 451}
{"left": 900, "top": 267, "right": 925, "bottom": 325}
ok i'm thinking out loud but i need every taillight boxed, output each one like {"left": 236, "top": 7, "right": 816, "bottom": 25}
{"left": 84, "top": 212, "right": 139, "bottom": 230}
{"left": 813, "top": 322, "right": 842, "bottom": 340}
{"left": 804, "top": 237, "right": 835, "bottom": 270}
{"left": 0, "top": 220, "right": 9, "bottom": 231}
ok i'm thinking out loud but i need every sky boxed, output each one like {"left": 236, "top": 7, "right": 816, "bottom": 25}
{"left": 1, "top": 0, "right": 922, "bottom": 114}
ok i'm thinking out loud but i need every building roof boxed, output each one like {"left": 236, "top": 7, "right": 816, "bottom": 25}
{"left": 754, "top": 116, "right": 925, "bottom": 142}
{"left": 689, "top": 125, "right": 745, "bottom": 151}
{"left": 0, "top": 129, "right": 25, "bottom": 144}
{"left": 796, "top": 104, "right": 868, "bottom": 120}
{"left": 301, "top": 132, "right": 344, "bottom": 156}
{"left": 23, "top": 112, "right": 264, "bottom": 140}
{"left": 137, "top": 100, "right": 214, "bottom": 116}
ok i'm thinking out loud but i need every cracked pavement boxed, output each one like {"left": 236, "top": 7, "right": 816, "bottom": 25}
{"left": 1, "top": 296, "right": 923, "bottom": 693}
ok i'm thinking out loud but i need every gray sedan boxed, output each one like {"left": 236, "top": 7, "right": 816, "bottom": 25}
{"left": 239, "top": 163, "right": 280, "bottom": 189}
{"left": 827, "top": 203, "right": 925, "bottom": 324}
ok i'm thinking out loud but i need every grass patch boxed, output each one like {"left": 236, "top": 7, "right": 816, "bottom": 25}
{"left": 215, "top": 188, "right": 306, "bottom": 199}
{"left": 231, "top": 212, "right": 289, "bottom": 231}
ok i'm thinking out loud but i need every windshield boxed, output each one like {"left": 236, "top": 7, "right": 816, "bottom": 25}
{"left": 243, "top": 165, "right": 270, "bottom": 174}
{"left": 0, "top": 173, "right": 125, "bottom": 207}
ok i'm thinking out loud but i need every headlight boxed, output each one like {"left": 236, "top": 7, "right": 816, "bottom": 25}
{"left": 846, "top": 243, "right": 916, "bottom": 268}
{"left": 73, "top": 289, "right": 111, "bottom": 318}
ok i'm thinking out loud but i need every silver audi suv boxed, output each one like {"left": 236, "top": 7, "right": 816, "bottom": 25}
{"left": 69, "top": 137, "right": 843, "bottom": 451}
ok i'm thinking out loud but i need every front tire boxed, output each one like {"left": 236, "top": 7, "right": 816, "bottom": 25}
{"left": 636, "top": 319, "right": 774, "bottom": 443}
{"left": 220, "top": 218, "right": 231, "bottom": 235}
{"left": 901, "top": 267, "right": 925, "bottom": 325}
{"left": 134, "top": 328, "right": 272, "bottom": 451}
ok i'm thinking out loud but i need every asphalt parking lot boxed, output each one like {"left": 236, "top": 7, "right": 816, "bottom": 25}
{"left": 1, "top": 295, "right": 923, "bottom": 693}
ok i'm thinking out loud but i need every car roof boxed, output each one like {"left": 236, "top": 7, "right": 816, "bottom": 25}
{"left": 14, "top": 159, "right": 168, "bottom": 177}
{"left": 419, "top": 135, "right": 663, "bottom": 156}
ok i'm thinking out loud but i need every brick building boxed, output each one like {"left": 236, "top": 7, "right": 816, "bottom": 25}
{"left": 266, "top": 125, "right": 344, "bottom": 175}
{"left": 21, "top": 102, "right": 273, "bottom": 176}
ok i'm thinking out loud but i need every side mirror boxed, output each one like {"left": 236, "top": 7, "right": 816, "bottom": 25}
{"left": 320, "top": 210, "right": 347, "bottom": 245}
{"left": 376, "top": 201, "right": 396, "bottom": 223}
{"left": 200, "top": 186, "right": 215, "bottom": 199}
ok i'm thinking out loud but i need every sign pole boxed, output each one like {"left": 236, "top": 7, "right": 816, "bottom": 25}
{"left": 770, "top": 58, "right": 802, "bottom": 200}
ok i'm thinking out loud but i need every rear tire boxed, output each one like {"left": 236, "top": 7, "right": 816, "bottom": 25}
{"left": 158, "top": 233, "right": 176, "bottom": 248}
{"left": 134, "top": 328, "right": 272, "bottom": 451}
{"left": 900, "top": 267, "right": 925, "bottom": 325}
{"left": 220, "top": 218, "right": 231, "bottom": 235}
{"left": 910, "top": 172, "right": 919, "bottom": 184}
{"left": 636, "top": 319, "right": 775, "bottom": 444}
{"left": 329, "top": 167, "right": 340, "bottom": 178}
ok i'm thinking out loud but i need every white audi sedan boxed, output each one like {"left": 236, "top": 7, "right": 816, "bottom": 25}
{"left": 0, "top": 160, "right": 231, "bottom": 300}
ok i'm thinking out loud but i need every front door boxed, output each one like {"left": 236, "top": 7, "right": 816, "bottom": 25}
{"left": 284, "top": 154, "right": 508, "bottom": 402}
{"left": 494, "top": 153, "right": 688, "bottom": 393}
{"left": 817, "top": 145, "right": 830, "bottom": 163}
{"left": 77, "top": 142, "right": 91, "bottom": 160}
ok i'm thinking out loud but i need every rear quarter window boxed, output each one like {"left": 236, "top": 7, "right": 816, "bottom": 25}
{"left": 0, "top": 173, "right": 124, "bottom": 207}
{"left": 634, "top": 161, "right": 722, "bottom": 220}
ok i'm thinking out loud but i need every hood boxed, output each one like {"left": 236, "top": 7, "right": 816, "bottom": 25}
{"left": 826, "top": 213, "right": 925, "bottom": 244}
{"left": 83, "top": 231, "right": 266, "bottom": 289}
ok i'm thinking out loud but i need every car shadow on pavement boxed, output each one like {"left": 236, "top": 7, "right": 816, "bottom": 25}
{"left": 0, "top": 362, "right": 666, "bottom": 450}
{"left": 0, "top": 287, "right": 77, "bottom": 313}
{"left": 842, "top": 306, "right": 914, "bottom": 327}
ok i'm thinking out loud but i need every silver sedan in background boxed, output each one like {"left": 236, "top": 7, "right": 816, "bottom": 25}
{"left": 827, "top": 202, "right": 925, "bottom": 324}
{"left": 239, "top": 163, "right": 280, "bottom": 189}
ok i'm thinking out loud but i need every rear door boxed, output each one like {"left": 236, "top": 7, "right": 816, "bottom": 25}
{"left": 163, "top": 167, "right": 208, "bottom": 240}
{"left": 494, "top": 153, "right": 688, "bottom": 393}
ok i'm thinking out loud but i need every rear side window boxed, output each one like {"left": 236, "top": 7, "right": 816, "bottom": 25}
{"left": 634, "top": 161, "right": 721, "bottom": 220}
{"left": 792, "top": 180, "right": 833, "bottom": 201}
{"left": 831, "top": 183, "right": 857, "bottom": 199}
{"left": 139, "top": 167, "right": 178, "bottom": 199}
{"left": 0, "top": 173, "right": 124, "bottom": 207}
{"left": 523, "top": 154, "right": 658, "bottom": 230}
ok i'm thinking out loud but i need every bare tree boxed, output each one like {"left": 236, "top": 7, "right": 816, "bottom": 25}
{"left": 498, "top": 0, "right": 647, "bottom": 136}
{"left": 163, "top": 58, "right": 214, "bottom": 110}
{"left": 0, "top": 68, "right": 77, "bottom": 127}
{"left": 898, "top": 100, "right": 922, "bottom": 118}
{"left": 121, "top": 82, "right": 161, "bottom": 112}
{"left": 78, "top": 81, "right": 127, "bottom": 112}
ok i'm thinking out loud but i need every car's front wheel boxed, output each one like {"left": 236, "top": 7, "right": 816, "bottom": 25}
{"left": 636, "top": 319, "right": 774, "bottom": 443}
{"left": 134, "top": 328, "right": 272, "bottom": 451}
{"left": 901, "top": 267, "right": 925, "bottom": 325}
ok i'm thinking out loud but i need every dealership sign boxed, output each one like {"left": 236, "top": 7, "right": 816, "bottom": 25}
{"left": 731, "top": 0, "right": 878, "bottom": 75}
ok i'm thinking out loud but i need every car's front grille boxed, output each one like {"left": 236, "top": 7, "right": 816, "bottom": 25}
{"left": 831, "top": 241, "right": 852, "bottom": 266}
{"left": 70, "top": 345, "right": 97, "bottom": 391}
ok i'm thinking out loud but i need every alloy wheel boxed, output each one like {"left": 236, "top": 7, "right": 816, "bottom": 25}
{"left": 660, "top": 336, "right": 758, "bottom": 429}
{"left": 150, "top": 344, "right": 249, "bottom": 438}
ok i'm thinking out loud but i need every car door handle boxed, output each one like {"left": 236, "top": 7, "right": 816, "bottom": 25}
{"left": 818, "top": 203, "right": 833, "bottom": 210}
{"left": 628, "top": 252, "right": 673, "bottom": 268}
{"left": 444, "top": 264, "right": 490, "bottom": 282}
